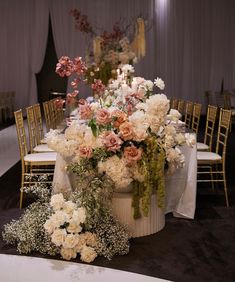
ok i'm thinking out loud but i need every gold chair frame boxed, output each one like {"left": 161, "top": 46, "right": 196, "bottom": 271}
{"left": 197, "top": 109, "right": 232, "bottom": 207}
{"left": 14, "top": 109, "right": 56, "bottom": 208}
{"left": 197, "top": 105, "right": 218, "bottom": 152}
{"left": 26, "top": 106, "right": 54, "bottom": 153}
{"left": 191, "top": 103, "right": 202, "bottom": 134}
{"left": 171, "top": 99, "right": 178, "bottom": 110}
{"left": 184, "top": 101, "right": 194, "bottom": 129}
{"left": 33, "top": 103, "right": 45, "bottom": 144}
{"left": 177, "top": 100, "right": 185, "bottom": 115}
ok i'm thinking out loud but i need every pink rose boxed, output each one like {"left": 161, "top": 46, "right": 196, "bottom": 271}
{"left": 111, "top": 110, "right": 127, "bottom": 128}
{"left": 77, "top": 145, "right": 93, "bottom": 159}
{"left": 102, "top": 131, "right": 123, "bottom": 152}
{"left": 96, "top": 109, "right": 111, "bottom": 125}
{"left": 123, "top": 145, "right": 142, "bottom": 164}
{"left": 54, "top": 98, "right": 65, "bottom": 109}
{"left": 79, "top": 104, "right": 93, "bottom": 120}
{"left": 78, "top": 98, "right": 87, "bottom": 106}
{"left": 119, "top": 122, "right": 134, "bottom": 141}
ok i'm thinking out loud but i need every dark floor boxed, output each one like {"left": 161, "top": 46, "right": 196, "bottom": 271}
{"left": 0, "top": 120, "right": 234, "bottom": 282}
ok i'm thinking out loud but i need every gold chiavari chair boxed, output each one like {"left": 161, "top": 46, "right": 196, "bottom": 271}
{"left": 33, "top": 103, "right": 45, "bottom": 144}
{"left": 177, "top": 100, "right": 185, "bottom": 115}
{"left": 26, "top": 106, "right": 54, "bottom": 153}
{"left": 171, "top": 98, "right": 178, "bottom": 110}
{"left": 184, "top": 101, "right": 194, "bottom": 129}
{"left": 197, "top": 105, "right": 218, "bottom": 151}
{"left": 197, "top": 109, "right": 232, "bottom": 207}
{"left": 48, "top": 99, "right": 58, "bottom": 129}
{"left": 14, "top": 109, "right": 57, "bottom": 208}
{"left": 191, "top": 103, "right": 202, "bottom": 134}
{"left": 43, "top": 101, "right": 52, "bottom": 132}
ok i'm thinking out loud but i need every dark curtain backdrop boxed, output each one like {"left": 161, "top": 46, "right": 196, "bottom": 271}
{"left": 0, "top": 0, "right": 234, "bottom": 112}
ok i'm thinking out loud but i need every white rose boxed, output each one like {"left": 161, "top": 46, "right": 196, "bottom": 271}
{"left": 44, "top": 219, "right": 55, "bottom": 234}
{"left": 51, "top": 229, "right": 67, "bottom": 246}
{"left": 66, "top": 220, "right": 82, "bottom": 234}
{"left": 50, "top": 210, "right": 69, "bottom": 227}
{"left": 62, "top": 201, "right": 76, "bottom": 217}
{"left": 185, "top": 133, "right": 196, "bottom": 147}
{"left": 72, "top": 208, "right": 86, "bottom": 224}
{"left": 60, "top": 247, "right": 77, "bottom": 260}
{"left": 63, "top": 234, "right": 79, "bottom": 249}
{"left": 154, "top": 77, "right": 165, "bottom": 90}
{"left": 50, "top": 193, "right": 65, "bottom": 211}
{"left": 175, "top": 133, "right": 186, "bottom": 145}
{"left": 74, "top": 234, "right": 87, "bottom": 253}
{"left": 80, "top": 246, "right": 97, "bottom": 263}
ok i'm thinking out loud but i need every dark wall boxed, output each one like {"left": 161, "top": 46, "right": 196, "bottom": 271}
{"left": 36, "top": 17, "right": 67, "bottom": 103}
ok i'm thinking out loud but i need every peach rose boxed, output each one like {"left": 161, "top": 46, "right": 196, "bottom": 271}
{"left": 123, "top": 145, "right": 142, "bottom": 164}
{"left": 119, "top": 122, "right": 134, "bottom": 141}
{"left": 102, "top": 131, "right": 123, "bottom": 152}
{"left": 96, "top": 109, "right": 111, "bottom": 125}
{"left": 111, "top": 109, "right": 127, "bottom": 128}
{"left": 78, "top": 145, "right": 93, "bottom": 159}
{"left": 79, "top": 104, "right": 93, "bottom": 120}
{"left": 78, "top": 98, "right": 87, "bottom": 106}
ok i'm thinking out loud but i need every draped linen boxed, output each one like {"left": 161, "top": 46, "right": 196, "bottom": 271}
{"left": 155, "top": 0, "right": 235, "bottom": 112}
{"left": 0, "top": 0, "right": 49, "bottom": 110}
{"left": 0, "top": 0, "right": 234, "bottom": 110}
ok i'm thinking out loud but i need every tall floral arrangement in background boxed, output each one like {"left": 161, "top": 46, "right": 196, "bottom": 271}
{"left": 70, "top": 8, "right": 146, "bottom": 86}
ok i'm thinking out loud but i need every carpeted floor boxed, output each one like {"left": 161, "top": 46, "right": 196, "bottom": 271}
{"left": 0, "top": 123, "right": 235, "bottom": 282}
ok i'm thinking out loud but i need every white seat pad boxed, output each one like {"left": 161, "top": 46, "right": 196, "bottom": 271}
{"left": 197, "top": 151, "right": 221, "bottom": 161}
{"left": 24, "top": 152, "right": 57, "bottom": 162}
{"left": 197, "top": 142, "right": 209, "bottom": 150}
{"left": 34, "top": 144, "right": 54, "bottom": 152}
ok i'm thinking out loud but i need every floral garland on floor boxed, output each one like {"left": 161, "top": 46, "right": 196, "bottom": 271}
{"left": 2, "top": 176, "right": 129, "bottom": 262}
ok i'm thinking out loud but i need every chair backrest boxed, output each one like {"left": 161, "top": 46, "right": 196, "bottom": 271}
{"left": 26, "top": 106, "right": 38, "bottom": 153}
{"left": 184, "top": 101, "right": 194, "bottom": 129}
{"left": 14, "top": 110, "right": 28, "bottom": 162}
{"left": 216, "top": 108, "right": 231, "bottom": 161}
{"left": 171, "top": 99, "right": 178, "bottom": 110}
{"left": 177, "top": 100, "right": 185, "bottom": 115}
{"left": 48, "top": 99, "right": 57, "bottom": 129}
{"left": 191, "top": 103, "right": 202, "bottom": 134}
{"left": 203, "top": 105, "right": 218, "bottom": 151}
{"left": 43, "top": 101, "right": 51, "bottom": 132}
{"left": 33, "top": 103, "right": 44, "bottom": 144}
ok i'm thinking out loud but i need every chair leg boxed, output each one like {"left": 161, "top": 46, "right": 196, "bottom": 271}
{"left": 20, "top": 174, "right": 24, "bottom": 209}
{"left": 222, "top": 172, "right": 229, "bottom": 207}
{"left": 210, "top": 165, "right": 215, "bottom": 190}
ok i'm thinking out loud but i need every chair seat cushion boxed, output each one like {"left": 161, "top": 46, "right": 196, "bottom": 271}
{"left": 24, "top": 152, "right": 57, "bottom": 163}
{"left": 197, "top": 142, "right": 209, "bottom": 151}
{"left": 197, "top": 151, "right": 222, "bottom": 161}
{"left": 33, "top": 144, "right": 54, "bottom": 152}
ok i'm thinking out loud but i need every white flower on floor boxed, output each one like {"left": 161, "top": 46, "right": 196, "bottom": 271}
{"left": 51, "top": 229, "right": 67, "bottom": 246}
{"left": 80, "top": 245, "right": 98, "bottom": 263}
{"left": 60, "top": 247, "right": 77, "bottom": 260}
{"left": 44, "top": 197, "right": 98, "bottom": 262}
{"left": 50, "top": 193, "right": 65, "bottom": 211}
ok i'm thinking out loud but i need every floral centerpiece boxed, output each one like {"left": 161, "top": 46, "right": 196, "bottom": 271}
{"left": 2, "top": 62, "right": 195, "bottom": 264}
{"left": 49, "top": 62, "right": 195, "bottom": 219}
